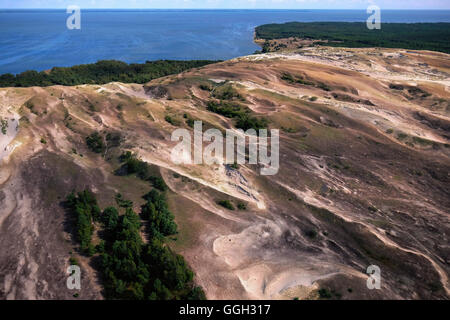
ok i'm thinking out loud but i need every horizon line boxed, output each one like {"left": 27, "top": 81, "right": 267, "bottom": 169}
{"left": 1, "top": 8, "right": 450, "bottom": 11}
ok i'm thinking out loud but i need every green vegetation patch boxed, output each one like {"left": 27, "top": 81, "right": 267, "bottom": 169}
{"left": 142, "top": 189, "right": 177, "bottom": 237}
{"left": 66, "top": 188, "right": 205, "bottom": 300}
{"left": 86, "top": 132, "right": 105, "bottom": 154}
{"left": 116, "top": 152, "right": 167, "bottom": 192}
{"left": 0, "top": 60, "right": 219, "bottom": 87}
{"left": 212, "top": 84, "right": 246, "bottom": 101}
{"left": 206, "top": 100, "right": 268, "bottom": 131}
{"left": 255, "top": 22, "right": 450, "bottom": 54}
{"left": 116, "top": 151, "right": 151, "bottom": 180}
{"left": 281, "top": 73, "right": 318, "bottom": 87}
{"left": 207, "top": 100, "right": 247, "bottom": 118}
{"left": 237, "top": 202, "right": 247, "bottom": 210}
{"left": 217, "top": 200, "right": 235, "bottom": 210}
{"left": 0, "top": 118, "right": 8, "bottom": 134}
{"left": 86, "top": 131, "right": 122, "bottom": 156}
{"left": 165, "top": 115, "right": 180, "bottom": 126}
{"left": 65, "top": 190, "right": 101, "bottom": 255}
{"left": 412, "top": 136, "right": 434, "bottom": 146}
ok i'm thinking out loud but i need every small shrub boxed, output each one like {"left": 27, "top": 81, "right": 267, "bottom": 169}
{"left": 165, "top": 115, "right": 179, "bottom": 126}
{"left": 212, "top": 84, "right": 245, "bottom": 101}
{"left": 217, "top": 200, "right": 234, "bottom": 210}
{"left": 199, "top": 84, "right": 213, "bottom": 91}
{"left": 389, "top": 84, "right": 404, "bottom": 90}
{"left": 237, "top": 202, "right": 247, "bottom": 210}
{"left": 317, "top": 82, "right": 331, "bottom": 91}
{"left": 0, "top": 118, "right": 8, "bottom": 134}
{"left": 397, "top": 132, "right": 408, "bottom": 140}
{"left": 305, "top": 229, "right": 318, "bottom": 239}
{"left": 206, "top": 100, "right": 268, "bottom": 131}
{"left": 412, "top": 136, "right": 433, "bottom": 146}
{"left": 116, "top": 152, "right": 150, "bottom": 180}
{"left": 115, "top": 193, "right": 133, "bottom": 208}
{"left": 86, "top": 132, "right": 105, "bottom": 153}
{"left": 106, "top": 132, "right": 122, "bottom": 148}
{"left": 318, "top": 288, "right": 332, "bottom": 299}
{"left": 281, "top": 73, "right": 314, "bottom": 86}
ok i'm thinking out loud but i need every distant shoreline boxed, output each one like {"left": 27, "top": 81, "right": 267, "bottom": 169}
{"left": 254, "top": 22, "right": 450, "bottom": 54}
{"left": 1, "top": 8, "right": 450, "bottom": 11}
{"left": 1, "top": 10, "right": 449, "bottom": 74}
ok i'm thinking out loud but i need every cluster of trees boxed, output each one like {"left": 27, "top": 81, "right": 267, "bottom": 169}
{"left": 261, "top": 40, "right": 272, "bottom": 53}
{"left": 115, "top": 151, "right": 151, "bottom": 179}
{"left": 207, "top": 100, "right": 246, "bottom": 118}
{"left": 65, "top": 190, "right": 101, "bottom": 255}
{"left": 101, "top": 205, "right": 202, "bottom": 300}
{"left": 0, "top": 60, "right": 218, "bottom": 87}
{"left": 211, "top": 84, "right": 246, "bottom": 101}
{"left": 85, "top": 131, "right": 122, "bottom": 158}
{"left": 206, "top": 100, "right": 267, "bottom": 131}
{"left": 141, "top": 190, "right": 177, "bottom": 239}
{"left": 235, "top": 115, "right": 268, "bottom": 131}
{"left": 255, "top": 22, "right": 450, "bottom": 54}
{"left": 101, "top": 202, "right": 203, "bottom": 299}
{"left": 115, "top": 152, "right": 167, "bottom": 192}
{"left": 66, "top": 188, "right": 205, "bottom": 300}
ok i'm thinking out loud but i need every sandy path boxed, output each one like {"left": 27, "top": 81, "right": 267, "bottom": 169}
{"left": 0, "top": 113, "right": 19, "bottom": 164}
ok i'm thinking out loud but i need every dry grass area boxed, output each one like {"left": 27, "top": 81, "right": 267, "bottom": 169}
{"left": 0, "top": 46, "right": 449, "bottom": 300}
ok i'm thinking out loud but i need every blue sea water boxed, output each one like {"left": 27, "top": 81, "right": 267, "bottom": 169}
{"left": 0, "top": 9, "right": 449, "bottom": 74}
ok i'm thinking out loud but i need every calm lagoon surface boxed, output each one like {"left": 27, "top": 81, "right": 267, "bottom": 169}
{"left": 1, "top": 9, "right": 449, "bottom": 74}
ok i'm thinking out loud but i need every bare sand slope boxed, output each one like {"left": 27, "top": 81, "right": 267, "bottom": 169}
{"left": 0, "top": 47, "right": 449, "bottom": 300}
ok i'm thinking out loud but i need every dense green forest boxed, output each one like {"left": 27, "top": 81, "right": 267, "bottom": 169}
{"left": 65, "top": 183, "right": 205, "bottom": 300}
{"left": 0, "top": 59, "right": 218, "bottom": 87}
{"left": 255, "top": 22, "right": 450, "bottom": 53}
{"left": 66, "top": 190, "right": 100, "bottom": 255}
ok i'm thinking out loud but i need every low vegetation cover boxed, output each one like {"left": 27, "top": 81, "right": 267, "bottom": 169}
{"left": 255, "top": 22, "right": 450, "bottom": 53}
{"left": 206, "top": 100, "right": 268, "bottom": 131}
{"left": 0, "top": 118, "right": 8, "bottom": 134}
{"left": 281, "top": 73, "right": 331, "bottom": 91}
{"left": 217, "top": 200, "right": 234, "bottom": 210}
{"left": 0, "top": 59, "right": 218, "bottom": 87}
{"left": 115, "top": 152, "right": 168, "bottom": 192}
{"left": 211, "top": 84, "right": 246, "bottom": 101}
{"left": 86, "top": 132, "right": 105, "bottom": 154}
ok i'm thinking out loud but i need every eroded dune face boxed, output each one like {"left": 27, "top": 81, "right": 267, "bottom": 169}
{"left": 0, "top": 47, "right": 449, "bottom": 300}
